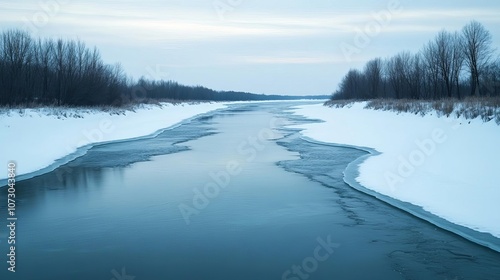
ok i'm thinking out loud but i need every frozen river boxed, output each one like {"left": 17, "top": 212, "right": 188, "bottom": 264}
{"left": 1, "top": 102, "right": 499, "bottom": 279}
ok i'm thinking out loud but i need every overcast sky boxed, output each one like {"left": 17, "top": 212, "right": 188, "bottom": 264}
{"left": 1, "top": 0, "right": 499, "bottom": 95}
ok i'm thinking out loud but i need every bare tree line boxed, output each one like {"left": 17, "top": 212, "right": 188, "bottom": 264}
{"left": 0, "top": 30, "right": 315, "bottom": 106}
{"left": 332, "top": 21, "right": 500, "bottom": 100}
{"left": 0, "top": 30, "right": 128, "bottom": 106}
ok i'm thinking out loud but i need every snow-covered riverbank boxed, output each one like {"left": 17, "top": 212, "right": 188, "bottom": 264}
{"left": 0, "top": 102, "right": 226, "bottom": 182}
{"left": 291, "top": 102, "right": 500, "bottom": 250}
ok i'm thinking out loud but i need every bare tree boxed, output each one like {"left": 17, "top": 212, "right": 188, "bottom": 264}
{"left": 422, "top": 41, "right": 441, "bottom": 99}
{"left": 342, "top": 69, "right": 364, "bottom": 99}
{"left": 364, "top": 58, "right": 383, "bottom": 98}
{"left": 40, "top": 39, "right": 55, "bottom": 102}
{"left": 450, "top": 32, "right": 465, "bottom": 99}
{"left": 54, "top": 39, "right": 66, "bottom": 105}
{"left": 0, "top": 30, "right": 33, "bottom": 103}
{"left": 404, "top": 53, "right": 423, "bottom": 99}
{"left": 435, "top": 30, "right": 454, "bottom": 98}
{"left": 386, "top": 53, "right": 408, "bottom": 99}
{"left": 432, "top": 30, "right": 465, "bottom": 99}
{"left": 462, "top": 21, "right": 494, "bottom": 96}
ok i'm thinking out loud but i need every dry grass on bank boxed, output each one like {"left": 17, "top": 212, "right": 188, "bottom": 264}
{"left": 325, "top": 97, "right": 500, "bottom": 124}
{"left": 0, "top": 99, "right": 210, "bottom": 118}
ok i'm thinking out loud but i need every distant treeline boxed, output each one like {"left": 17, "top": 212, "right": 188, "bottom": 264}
{"left": 132, "top": 79, "right": 327, "bottom": 102}
{"left": 0, "top": 30, "right": 321, "bottom": 107}
{"left": 331, "top": 21, "right": 500, "bottom": 100}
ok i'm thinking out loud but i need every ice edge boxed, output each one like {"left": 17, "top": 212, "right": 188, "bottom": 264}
{"left": 300, "top": 135, "right": 500, "bottom": 254}
{"left": 0, "top": 108, "right": 225, "bottom": 186}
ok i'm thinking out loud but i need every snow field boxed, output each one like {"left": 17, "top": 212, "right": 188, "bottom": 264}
{"left": 291, "top": 102, "right": 500, "bottom": 239}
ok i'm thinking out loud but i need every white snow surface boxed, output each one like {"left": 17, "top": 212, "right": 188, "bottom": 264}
{"left": 291, "top": 102, "right": 500, "bottom": 238}
{"left": 0, "top": 102, "right": 225, "bottom": 180}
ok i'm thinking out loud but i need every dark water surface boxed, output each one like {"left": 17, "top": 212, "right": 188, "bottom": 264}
{"left": 1, "top": 102, "right": 499, "bottom": 280}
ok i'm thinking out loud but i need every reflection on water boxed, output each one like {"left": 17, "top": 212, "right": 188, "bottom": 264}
{"left": 0, "top": 102, "right": 499, "bottom": 280}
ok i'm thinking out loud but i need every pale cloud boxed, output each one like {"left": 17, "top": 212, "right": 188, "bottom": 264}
{"left": 233, "top": 54, "right": 366, "bottom": 65}
{"left": 0, "top": 1, "right": 499, "bottom": 95}
{"left": 2, "top": 3, "right": 499, "bottom": 43}
{"left": 392, "top": 9, "right": 500, "bottom": 21}
{"left": 50, "top": 17, "right": 321, "bottom": 42}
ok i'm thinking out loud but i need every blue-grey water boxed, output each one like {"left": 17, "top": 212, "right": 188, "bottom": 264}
{"left": 1, "top": 102, "right": 499, "bottom": 280}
